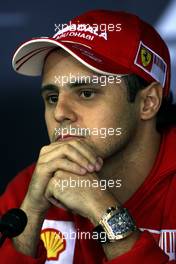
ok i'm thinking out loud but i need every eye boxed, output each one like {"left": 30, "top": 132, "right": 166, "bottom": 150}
{"left": 80, "top": 90, "right": 95, "bottom": 99}
{"left": 45, "top": 94, "right": 58, "bottom": 104}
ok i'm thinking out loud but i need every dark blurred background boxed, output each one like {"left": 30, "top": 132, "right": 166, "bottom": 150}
{"left": 0, "top": 0, "right": 176, "bottom": 194}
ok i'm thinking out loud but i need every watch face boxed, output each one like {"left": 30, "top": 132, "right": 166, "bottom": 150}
{"left": 107, "top": 209, "right": 135, "bottom": 235}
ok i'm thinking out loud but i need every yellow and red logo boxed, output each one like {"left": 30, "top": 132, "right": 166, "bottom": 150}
{"left": 135, "top": 43, "right": 154, "bottom": 72}
{"left": 40, "top": 228, "right": 66, "bottom": 261}
{"left": 141, "top": 47, "right": 152, "bottom": 67}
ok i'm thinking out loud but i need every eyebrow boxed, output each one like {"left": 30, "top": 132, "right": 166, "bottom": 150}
{"left": 41, "top": 79, "right": 102, "bottom": 94}
{"left": 40, "top": 84, "right": 58, "bottom": 95}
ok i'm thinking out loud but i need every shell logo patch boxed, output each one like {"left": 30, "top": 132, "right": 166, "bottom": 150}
{"left": 141, "top": 47, "right": 152, "bottom": 67}
{"left": 40, "top": 228, "right": 66, "bottom": 261}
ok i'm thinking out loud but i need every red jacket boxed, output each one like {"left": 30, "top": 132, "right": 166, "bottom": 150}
{"left": 0, "top": 127, "right": 176, "bottom": 264}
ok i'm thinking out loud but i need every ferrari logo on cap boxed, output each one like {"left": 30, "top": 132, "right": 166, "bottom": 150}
{"left": 141, "top": 48, "right": 152, "bottom": 67}
{"left": 40, "top": 228, "right": 66, "bottom": 261}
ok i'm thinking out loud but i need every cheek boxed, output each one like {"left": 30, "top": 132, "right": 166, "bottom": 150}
{"left": 81, "top": 101, "right": 122, "bottom": 141}
{"left": 84, "top": 107, "right": 121, "bottom": 130}
{"left": 80, "top": 108, "right": 120, "bottom": 155}
{"left": 83, "top": 104, "right": 136, "bottom": 158}
{"left": 44, "top": 110, "right": 55, "bottom": 141}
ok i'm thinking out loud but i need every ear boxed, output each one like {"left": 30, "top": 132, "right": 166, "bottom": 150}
{"left": 139, "top": 82, "right": 163, "bottom": 121}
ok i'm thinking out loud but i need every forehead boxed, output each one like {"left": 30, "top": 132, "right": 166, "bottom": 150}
{"left": 41, "top": 49, "right": 127, "bottom": 94}
{"left": 41, "top": 49, "right": 109, "bottom": 90}
{"left": 42, "top": 49, "right": 94, "bottom": 79}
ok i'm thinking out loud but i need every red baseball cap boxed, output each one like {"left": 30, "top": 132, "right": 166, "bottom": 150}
{"left": 12, "top": 9, "right": 171, "bottom": 97}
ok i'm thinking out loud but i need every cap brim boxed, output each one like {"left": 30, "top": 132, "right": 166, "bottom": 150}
{"left": 12, "top": 38, "right": 131, "bottom": 77}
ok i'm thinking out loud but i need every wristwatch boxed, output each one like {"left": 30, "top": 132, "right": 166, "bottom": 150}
{"left": 93, "top": 206, "right": 137, "bottom": 243}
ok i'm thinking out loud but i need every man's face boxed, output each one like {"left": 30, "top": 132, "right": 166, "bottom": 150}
{"left": 41, "top": 49, "right": 139, "bottom": 159}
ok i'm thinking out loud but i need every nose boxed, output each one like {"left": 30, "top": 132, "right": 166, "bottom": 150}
{"left": 54, "top": 95, "right": 77, "bottom": 123}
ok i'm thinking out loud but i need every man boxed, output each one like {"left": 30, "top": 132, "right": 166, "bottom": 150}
{"left": 0, "top": 9, "right": 176, "bottom": 263}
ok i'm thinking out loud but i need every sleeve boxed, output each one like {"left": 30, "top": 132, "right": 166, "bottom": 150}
{"left": 0, "top": 164, "right": 47, "bottom": 264}
{"left": 103, "top": 231, "right": 176, "bottom": 264}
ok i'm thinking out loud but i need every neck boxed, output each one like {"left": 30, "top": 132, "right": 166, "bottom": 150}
{"left": 98, "top": 124, "right": 162, "bottom": 205}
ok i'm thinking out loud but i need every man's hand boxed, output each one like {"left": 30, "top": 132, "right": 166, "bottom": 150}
{"left": 45, "top": 169, "right": 117, "bottom": 225}
{"left": 24, "top": 139, "right": 103, "bottom": 215}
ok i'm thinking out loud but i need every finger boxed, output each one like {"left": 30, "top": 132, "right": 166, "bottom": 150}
{"left": 48, "top": 196, "right": 68, "bottom": 210}
{"left": 39, "top": 142, "right": 64, "bottom": 156}
{"left": 68, "top": 140, "right": 98, "bottom": 164}
{"left": 45, "top": 175, "right": 67, "bottom": 202}
{"left": 39, "top": 144, "right": 97, "bottom": 172}
{"left": 42, "top": 158, "right": 87, "bottom": 175}
{"left": 45, "top": 178, "right": 55, "bottom": 201}
{"left": 69, "top": 140, "right": 103, "bottom": 171}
